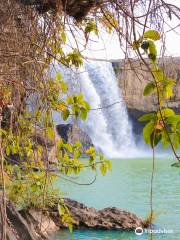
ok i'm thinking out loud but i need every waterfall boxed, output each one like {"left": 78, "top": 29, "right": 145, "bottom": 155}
{"left": 85, "top": 62, "right": 135, "bottom": 151}
{"left": 55, "top": 61, "right": 137, "bottom": 158}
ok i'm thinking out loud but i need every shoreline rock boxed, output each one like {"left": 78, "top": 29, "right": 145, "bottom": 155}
{"left": 1, "top": 198, "right": 145, "bottom": 240}
{"left": 57, "top": 198, "right": 144, "bottom": 230}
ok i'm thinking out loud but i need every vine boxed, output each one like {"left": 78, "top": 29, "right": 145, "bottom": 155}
{"left": 133, "top": 29, "right": 180, "bottom": 238}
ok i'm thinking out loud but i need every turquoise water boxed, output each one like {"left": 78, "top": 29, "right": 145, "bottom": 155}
{"left": 52, "top": 157, "right": 180, "bottom": 240}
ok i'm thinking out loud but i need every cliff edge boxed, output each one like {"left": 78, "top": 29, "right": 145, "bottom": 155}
{"left": 112, "top": 57, "right": 180, "bottom": 134}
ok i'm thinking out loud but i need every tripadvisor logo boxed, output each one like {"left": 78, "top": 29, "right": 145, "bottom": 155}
{"left": 135, "top": 227, "right": 144, "bottom": 235}
{"left": 135, "top": 227, "right": 174, "bottom": 235}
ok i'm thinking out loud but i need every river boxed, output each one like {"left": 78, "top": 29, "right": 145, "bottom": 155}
{"left": 52, "top": 157, "right": 180, "bottom": 240}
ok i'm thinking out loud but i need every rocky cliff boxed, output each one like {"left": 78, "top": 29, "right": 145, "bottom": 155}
{"left": 112, "top": 57, "right": 180, "bottom": 134}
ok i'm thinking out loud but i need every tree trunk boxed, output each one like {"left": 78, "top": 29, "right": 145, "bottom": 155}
{"left": 0, "top": 0, "right": 43, "bottom": 129}
{"left": 0, "top": 2, "right": 42, "bottom": 237}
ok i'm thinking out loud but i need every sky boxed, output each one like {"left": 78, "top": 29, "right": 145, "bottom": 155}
{"left": 87, "top": 26, "right": 180, "bottom": 60}
{"left": 86, "top": 18, "right": 180, "bottom": 60}
{"left": 66, "top": 1, "right": 180, "bottom": 60}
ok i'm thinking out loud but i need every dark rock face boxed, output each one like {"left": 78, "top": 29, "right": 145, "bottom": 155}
{"left": 127, "top": 108, "right": 147, "bottom": 135}
{"left": 57, "top": 198, "right": 144, "bottom": 230}
{"left": 56, "top": 124, "right": 94, "bottom": 152}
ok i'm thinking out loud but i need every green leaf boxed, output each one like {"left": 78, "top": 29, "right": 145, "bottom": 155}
{"left": 67, "top": 49, "right": 83, "bottom": 68}
{"left": 68, "top": 224, "right": 73, "bottom": 234}
{"left": 6, "top": 146, "right": 11, "bottom": 156}
{"left": 62, "top": 109, "right": 70, "bottom": 121}
{"left": 166, "top": 115, "right": 180, "bottom": 125}
{"left": 47, "top": 127, "right": 54, "bottom": 139}
{"left": 172, "top": 132, "right": 180, "bottom": 150}
{"left": 0, "top": 129, "right": 7, "bottom": 136}
{"left": 74, "top": 149, "right": 80, "bottom": 158}
{"left": 144, "top": 30, "right": 160, "bottom": 41}
{"left": 58, "top": 203, "right": 65, "bottom": 216}
{"left": 158, "top": 108, "right": 175, "bottom": 119}
{"left": 80, "top": 108, "right": 87, "bottom": 121}
{"left": 67, "top": 96, "right": 73, "bottom": 105}
{"left": 104, "top": 160, "right": 112, "bottom": 171}
{"left": 11, "top": 145, "right": 17, "bottom": 155}
{"left": 61, "top": 32, "right": 66, "bottom": 43}
{"left": 77, "top": 92, "right": 83, "bottom": 101}
{"left": 164, "top": 77, "right": 176, "bottom": 87}
{"left": 85, "top": 20, "right": 98, "bottom": 35}
{"left": 171, "top": 162, "right": 180, "bottom": 168}
{"left": 86, "top": 147, "right": 95, "bottom": 155}
{"left": 151, "top": 132, "right": 162, "bottom": 147}
{"left": 164, "top": 86, "right": 173, "bottom": 99}
{"left": 152, "top": 69, "right": 164, "bottom": 82}
{"left": 73, "top": 96, "right": 77, "bottom": 103}
{"left": 143, "top": 121, "right": 155, "bottom": 144}
{"left": 161, "top": 130, "right": 170, "bottom": 148}
{"left": 143, "top": 82, "right": 155, "bottom": 96}
{"left": 147, "top": 40, "right": 157, "bottom": 60}
{"left": 84, "top": 101, "right": 90, "bottom": 111}
{"left": 100, "top": 163, "right": 107, "bottom": 176}
{"left": 36, "top": 181, "right": 41, "bottom": 186}
{"left": 56, "top": 72, "right": 62, "bottom": 81}
{"left": 74, "top": 141, "right": 82, "bottom": 148}
{"left": 64, "top": 143, "right": 73, "bottom": 153}
{"left": 60, "top": 81, "right": 67, "bottom": 93}
{"left": 139, "top": 113, "right": 157, "bottom": 122}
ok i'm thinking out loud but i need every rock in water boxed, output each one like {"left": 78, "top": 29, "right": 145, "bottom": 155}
{"left": 52, "top": 198, "right": 144, "bottom": 230}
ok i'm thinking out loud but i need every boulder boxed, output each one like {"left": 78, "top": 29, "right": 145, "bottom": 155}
{"left": 51, "top": 198, "right": 144, "bottom": 230}
{"left": 56, "top": 124, "right": 94, "bottom": 152}
{"left": 0, "top": 197, "right": 145, "bottom": 240}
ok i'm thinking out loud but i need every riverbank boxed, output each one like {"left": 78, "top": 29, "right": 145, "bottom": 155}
{"left": 0, "top": 197, "right": 145, "bottom": 240}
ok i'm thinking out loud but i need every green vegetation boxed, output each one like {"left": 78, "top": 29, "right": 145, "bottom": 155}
{"left": 0, "top": 1, "right": 180, "bottom": 239}
{"left": 134, "top": 30, "right": 180, "bottom": 162}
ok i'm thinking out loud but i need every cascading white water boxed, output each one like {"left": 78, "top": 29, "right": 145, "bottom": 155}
{"left": 85, "top": 61, "right": 135, "bottom": 151}
{"left": 55, "top": 61, "right": 137, "bottom": 157}
{"left": 75, "top": 68, "right": 121, "bottom": 157}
